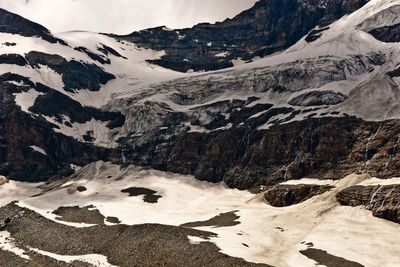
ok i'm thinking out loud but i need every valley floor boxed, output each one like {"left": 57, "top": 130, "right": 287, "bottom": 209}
{"left": 0, "top": 161, "right": 400, "bottom": 267}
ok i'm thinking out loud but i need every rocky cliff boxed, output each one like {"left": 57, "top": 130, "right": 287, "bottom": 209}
{"left": 112, "top": 0, "right": 369, "bottom": 72}
{"left": 337, "top": 184, "right": 400, "bottom": 223}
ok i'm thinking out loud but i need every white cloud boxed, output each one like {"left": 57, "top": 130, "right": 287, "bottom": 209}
{"left": 0, "top": 0, "right": 258, "bottom": 34}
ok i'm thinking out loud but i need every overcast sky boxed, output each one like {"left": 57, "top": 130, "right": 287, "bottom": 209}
{"left": 0, "top": 0, "right": 258, "bottom": 34}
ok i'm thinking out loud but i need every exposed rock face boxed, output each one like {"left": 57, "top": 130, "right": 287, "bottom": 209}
{"left": 289, "top": 91, "right": 348, "bottom": 107}
{"left": 0, "top": 8, "right": 67, "bottom": 45}
{"left": 336, "top": 184, "right": 400, "bottom": 224}
{"left": 112, "top": 0, "right": 369, "bottom": 72}
{"left": 125, "top": 117, "right": 400, "bottom": 190}
{"left": 25, "top": 51, "right": 115, "bottom": 92}
{"left": 305, "top": 27, "right": 330, "bottom": 42}
{"left": 370, "top": 23, "right": 400, "bottom": 43}
{"left": 358, "top": 4, "right": 400, "bottom": 43}
{"left": 0, "top": 54, "right": 27, "bottom": 66}
{"left": 0, "top": 73, "right": 119, "bottom": 181}
{"left": 264, "top": 184, "right": 334, "bottom": 207}
{"left": 29, "top": 87, "right": 125, "bottom": 127}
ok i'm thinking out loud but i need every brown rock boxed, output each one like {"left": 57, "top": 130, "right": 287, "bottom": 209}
{"left": 264, "top": 184, "right": 334, "bottom": 207}
{"left": 0, "top": 175, "right": 8, "bottom": 185}
{"left": 336, "top": 185, "right": 400, "bottom": 223}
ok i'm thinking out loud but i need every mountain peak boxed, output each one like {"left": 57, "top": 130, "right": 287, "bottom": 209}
{"left": 0, "top": 8, "right": 66, "bottom": 45}
{"left": 111, "top": 0, "right": 369, "bottom": 72}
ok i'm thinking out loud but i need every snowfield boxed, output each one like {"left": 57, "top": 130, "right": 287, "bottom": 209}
{"left": 1, "top": 161, "right": 400, "bottom": 267}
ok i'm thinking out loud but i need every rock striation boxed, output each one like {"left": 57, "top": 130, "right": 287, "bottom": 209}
{"left": 337, "top": 184, "right": 400, "bottom": 224}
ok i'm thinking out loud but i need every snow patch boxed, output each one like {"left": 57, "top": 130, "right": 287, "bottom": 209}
{"left": 357, "top": 177, "right": 400, "bottom": 186}
{"left": 0, "top": 231, "right": 29, "bottom": 260}
{"left": 281, "top": 178, "right": 336, "bottom": 186}
{"left": 43, "top": 115, "right": 119, "bottom": 148}
{"left": 215, "top": 52, "right": 229, "bottom": 58}
{"left": 29, "top": 145, "right": 47, "bottom": 156}
{"left": 187, "top": 236, "right": 209, "bottom": 245}
{"left": 30, "top": 248, "right": 117, "bottom": 267}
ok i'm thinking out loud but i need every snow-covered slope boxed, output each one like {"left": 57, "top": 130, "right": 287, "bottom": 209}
{"left": 1, "top": 1, "right": 400, "bottom": 266}
{"left": 2, "top": 161, "right": 400, "bottom": 267}
{"left": 1, "top": 0, "right": 400, "bottom": 184}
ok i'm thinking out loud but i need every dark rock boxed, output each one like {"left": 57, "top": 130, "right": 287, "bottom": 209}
{"left": 121, "top": 187, "right": 162, "bottom": 203}
{"left": 305, "top": 27, "right": 330, "bottom": 42}
{"left": 28, "top": 87, "right": 125, "bottom": 128}
{"left": 336, "top": 184, "right": 400, "bottom": 224}
{"left": 74, "top": 46, "right": 110, "bottom": 64}
{"left": 0, "top": 73, "right": 117, "bottom": 181}
{"left": 128, "top": 116, "right": 400, "bottom": 190}
{"left": 53, "top": 205, "right": 105, "bottom": 225}
{"left": 229, "top": 104, "right": 274, "bottom": 126}
{"left": 106, "top": 216, "right": 121, "bottom": 224}
{"left": 0, "top": 8, "right": 67, "bottom": 45}
{"left": 2, "top": 42, "right": 16, "bottom": 46}
{"left": 300, "top": 248, "right": 364, "bottom": 267}
{"left": 97, "top": 44, "right": 127, "bottom": 59}
{"left": 76, "top": 186, "right": 87, "bottom": 192}
{"left": 181, "top": 211, "right": 240, "bottom": 228}
{"left": 369, "top": 23, "right": 400, "bottom": 43}
{"left": 289, "top": 91, "right": 348, "bottom": 107}
{"left": 264, "top": 184, "right": 334, "bottom": 207}
{"left": 387, "top": 67, "right": 400, "bottom": 78}
{"left": 110, "top": 0, "right": 368, "bottom": 72}
{"left": 0, "top": 54, "right": 27, "bottom": 66}
{"left": 25, "top": 51, "right": 115, "bottom": 92}
{"left": 289, "top": 91, "right": 348, "bottom": 106}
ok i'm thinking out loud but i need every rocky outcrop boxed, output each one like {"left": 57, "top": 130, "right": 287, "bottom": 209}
{"left": 0, "top": 73, "right": 119, "bottom": 181}
{"left": 0, "top": 54, "right": 27, "bottom": 66}
{"left": 358, "top": 4, "right": 400, "bottom": 43}
{"left": 264, "top": 184, "right": 334, "bottom": 207}
{"left": 289, "top": 91, "right": 348, "bottom": 107}
{"left": 112, "top": 0, "right": 368, "bottom": 72}
{"left": 369, "top": 23, "right": 400, "bottom": 43}
{"left": 0, "top": 175, "right": 8, "bottom": 185}
{"left": 305, "top": 27, "right": 330, "bottom": 42}
{"left": 124, "top": 117, "right": 400, "bottom": 190}
{"left": 25, "top": 51, "right": 115, "bottom": 92}
{"left": 0, "top": 8, "right": 67, "bottom": 45}
{"left": 336, "top": 184, "right": 400, "bottom": 224}
{"left": 74, "top": 46, "right": 111, "bottom": 65}
{"left": 29, "top": 87, "right": 125, "bottom": 128}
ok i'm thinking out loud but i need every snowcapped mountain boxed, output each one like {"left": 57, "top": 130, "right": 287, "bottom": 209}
{"left": 1, "top": 0, "right": 400, "bottom": 185}
{"left": 1, "top": 0, "right": 400, "bottom": 266}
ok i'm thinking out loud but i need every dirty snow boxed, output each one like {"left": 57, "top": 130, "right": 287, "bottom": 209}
{"left": 30, "top": 248, "right": 117, "bottom": 267}
{"left": 2, "top": 162, "right": 400, "bottom": 267}
{"left": 0, "top": 231, "right": 30, "bottom": 260}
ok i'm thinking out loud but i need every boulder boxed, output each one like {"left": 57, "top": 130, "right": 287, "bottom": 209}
{"left": 0, "top": 175, "right": 8, "bottom": 185}
{"left": 264, "top": 184, "right": 334, "bottom": 207}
